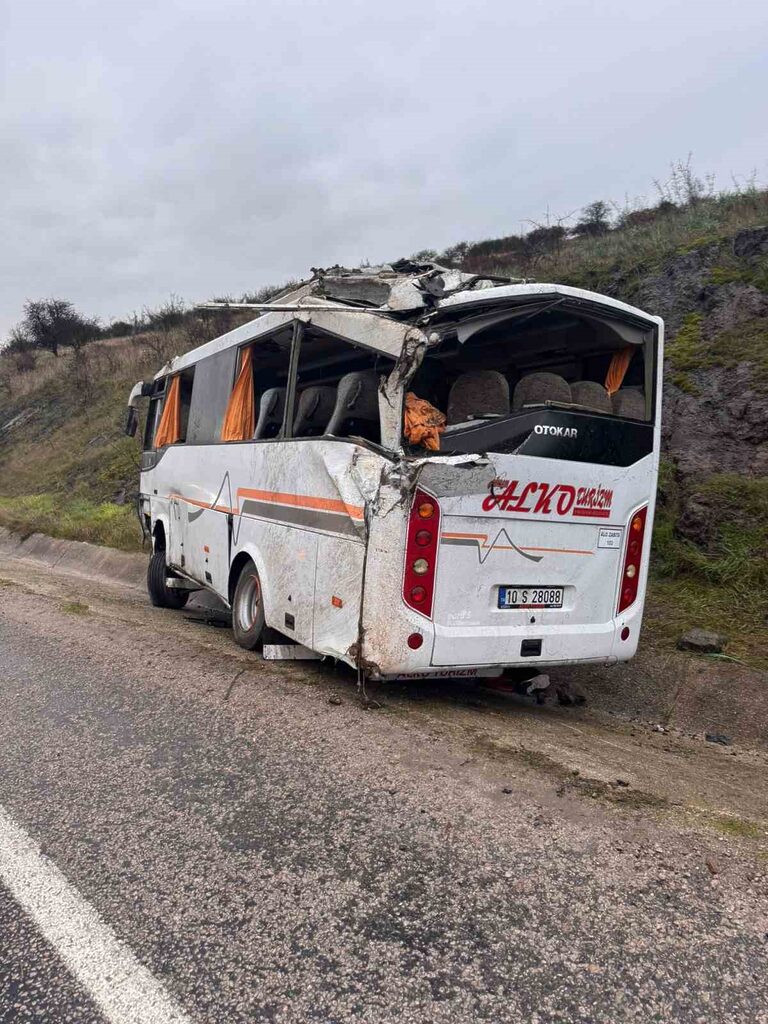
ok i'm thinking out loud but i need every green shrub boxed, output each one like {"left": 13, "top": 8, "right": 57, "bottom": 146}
{"left": 651, "top": 471, "right": 768, "bottom": 598}
{"left": 0, "top": 493, "right": 141, "bottom": 550}
{"left": 707, "top": 319, "right": 768, "bottom": 381}
{"left": 666, "top": 313, "right": 706, "bottom": 371}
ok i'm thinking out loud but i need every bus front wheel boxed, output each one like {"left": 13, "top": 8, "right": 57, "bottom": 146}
{"left": 147, "top": 551, "right": 190, "bottom": 610}
{"left": 232, "top": 560, "right": 266, "bottom": 650}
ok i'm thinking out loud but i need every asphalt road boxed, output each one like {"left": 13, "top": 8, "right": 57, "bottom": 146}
{"left": 0, "top": 564, "right": 766, "bottom": 1023}
{"left": 0, "top": 882, "right": 104, "bottom": 1024}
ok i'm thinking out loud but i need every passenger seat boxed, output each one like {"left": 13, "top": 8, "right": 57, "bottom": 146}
{"left": 512, "top": 373, "right": 571, "bottom": 411}
{"left": 612, "top": 388, "right": 646, "bottom": 420}
{"left": 447, "top": 371, "right": 510, "bottom": 424}
{"left": 570, "top": 381, "right": 612, "bottom": 414}
{"left": 254, "top": 387, "right": 286, "bottom": 439}
{"left": 293, "top": 386, "right": 337, "bottom": 437}
{"left": 325, "top": 371, "right": 381, "bottom": 440}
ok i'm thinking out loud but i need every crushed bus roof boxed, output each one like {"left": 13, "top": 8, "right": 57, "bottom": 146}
{"left": 159, "top": 263, "right": 659, "bottom": 379}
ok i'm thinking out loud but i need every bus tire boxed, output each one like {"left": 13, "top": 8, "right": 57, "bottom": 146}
{"left": 147, "top": 551, "right": 190, "bottom": 610}
{"left": 232, "top": 560, "right": 266, "bottom": 650}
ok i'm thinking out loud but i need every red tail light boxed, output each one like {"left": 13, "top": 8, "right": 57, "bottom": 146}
{"left": 403, "top": 489, "right": 440, "bottom": 618}
{"left": 617, "top": 505, "right": 648, "bottom": 613}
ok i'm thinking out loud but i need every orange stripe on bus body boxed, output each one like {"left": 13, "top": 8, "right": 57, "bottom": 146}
{"left": 169, "top": 489, "right": 364, "bottom": 521}
{"left": 168, "top": 493, "right": 237, "bottom": 514}
{"left": 236, "top": 488, "right": 364, "bottom": 520}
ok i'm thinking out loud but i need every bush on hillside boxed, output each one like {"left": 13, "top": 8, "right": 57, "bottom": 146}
{"left": 572, "top": 200, "right": 612, "bottom": 238}
{"left": 14, "top": 299, "right": 100, "bottom": 357}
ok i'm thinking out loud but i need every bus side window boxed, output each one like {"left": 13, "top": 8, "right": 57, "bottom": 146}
{"left": 143, "top": 379, "right": 165, "bottom": 450}
{"left": 187, "top": 348, "right": 238, "bottom": 443}
{"left": 252, "top": 334, "right": 294, "bottom": 439}
{"left": 292, "top": 330, "right": 391, "bottom": 444}
{"left": 177, "top": 367, "right": 195, "bottom": 442}
{"left": 146, "top": 367, "right": 195, "bottom": 448}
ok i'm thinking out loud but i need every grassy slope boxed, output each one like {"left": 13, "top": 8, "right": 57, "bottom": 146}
{"left": 645, "top": 467, "right": 768, "bottom": 669}
{"left": 1, "top": 197, "right": 766, "bottom": 666}
{"left": 465, "top": 188, "right": 768, "bottom": 292}
{"left": 0, "top": 342, "right": 149, "bottom": 549}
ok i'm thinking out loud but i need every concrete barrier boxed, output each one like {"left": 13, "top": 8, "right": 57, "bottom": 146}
{"left": 0, "top": 526, "right": 146, "bottom": 588}
{"left": 0, "top": 526, "right": 225, "bottom": 613}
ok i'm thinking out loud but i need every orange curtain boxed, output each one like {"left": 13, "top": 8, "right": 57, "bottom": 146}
{"left": 404, "top": 392, "right": 446, "bottom": 451}
{"left": 604, "top": 346, "right": 634, "bottom": 395}
{"left": 221, "top": 346, "right": 255, "bottom": 441}
{"left": 153, "top": 375, "right": 182, "bottom": 448}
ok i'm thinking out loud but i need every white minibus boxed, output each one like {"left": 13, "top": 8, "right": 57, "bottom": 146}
{"left": 126, "top": 265, "right": 663, "bottom": 680}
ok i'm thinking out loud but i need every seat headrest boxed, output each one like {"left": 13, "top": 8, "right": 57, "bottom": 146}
{"left": 326, "top": 371, "right": 380, "bottom": 436}
{"left": 254, "top": 387, "right": 286, "bottom": 439}
{"left": 447, "top": 370, "right": 510, "bottom": 425}
{"left": 293, "top": 385, "right": 337, "bottom": 437}
{"left": 570, "top": 381, "right": 612, "bottom": 414}
{"left": 512, "top": 373, "right": 571, "bottom": 411}
{"left": 611, "top": 388, "right": 646, "bottom": 420}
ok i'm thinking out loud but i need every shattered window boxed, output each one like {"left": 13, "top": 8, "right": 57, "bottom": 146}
{"left": 404, "top": 304, "right": 655, "bottom": 450}
{"left": 291, "top": 331, "right": 393, "bottom": 444}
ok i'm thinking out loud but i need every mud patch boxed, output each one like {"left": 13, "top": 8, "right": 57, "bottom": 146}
{"left": 61, "top": 600, "right": 90, "bottom": 616}
{"left": 471, "top": 735, "right": 669, "bottom": 809}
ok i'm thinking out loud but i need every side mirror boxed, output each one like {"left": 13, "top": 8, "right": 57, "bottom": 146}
{"left": 125, "top": 381, "right": 145, "bottom": 437}
{"left": 125, "top": 406, "right": 139, "bottom": 437}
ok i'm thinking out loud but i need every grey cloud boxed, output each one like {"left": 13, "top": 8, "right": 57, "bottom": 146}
{"left": 1, "top": 0, "right": 766, "bottom": 333}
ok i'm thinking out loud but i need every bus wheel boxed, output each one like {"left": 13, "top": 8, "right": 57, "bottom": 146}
{"left": 147, "top": 551, "right": 190, "bottom": 610}
{"left": 232, "top": 560, "right": 266, "bottom": 650}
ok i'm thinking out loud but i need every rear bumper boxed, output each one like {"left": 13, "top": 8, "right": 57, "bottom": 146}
{"left": 363, "top": 602, "right": 645, "bottom": 677}
{"left": 431, "top": 618, "right": 626, "bottom": 667}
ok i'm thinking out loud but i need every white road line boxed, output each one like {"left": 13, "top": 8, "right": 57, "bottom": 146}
{"left": 0, "top": 804, "right": 193, "bottom": 1024}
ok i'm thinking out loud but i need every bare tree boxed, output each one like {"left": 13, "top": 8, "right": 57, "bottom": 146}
{"left": 20, "top": 298, "right": 99, "bottom": 356}
{"left": 654, "top": 155, "right": 715, "bottom": 207}
{"left": 4, "top": 325, "right": 32, "bottom": 353}
{"left": 441, "top": 242, "right": 470, "bottom": 267}
{"left": 572, "top": 201, "right": 612, "bottom": 238}
{"left": 144, "top": 294, "right": 187, "bottom": 337}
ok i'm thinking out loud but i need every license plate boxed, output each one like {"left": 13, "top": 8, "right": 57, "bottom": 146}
{"left": 498, "top": 586, "right": 564, "bottom": 609}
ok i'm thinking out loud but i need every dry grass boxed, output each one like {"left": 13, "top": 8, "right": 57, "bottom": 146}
{"left": 463, "top": 188, "right": 768, "bottom": 292}
{"left": 0, "top": 493, "right": 142, "bottom": 550}
{"left": 0, "top": 308, "right": 257, "bottom": 550}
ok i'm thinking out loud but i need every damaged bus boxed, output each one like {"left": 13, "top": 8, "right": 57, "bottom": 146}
{"left": 126, "top": 264, "right": 663, "bottom": 680}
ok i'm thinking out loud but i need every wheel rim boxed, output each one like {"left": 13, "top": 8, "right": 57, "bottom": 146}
{"left": 236, "top": 573, "right": 261, "bottom": 632}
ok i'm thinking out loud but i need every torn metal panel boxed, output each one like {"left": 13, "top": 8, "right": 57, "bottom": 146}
{"left": 262, "top": 643, "right": 322, "bottom": 660}
{"left": 314, "top": 274, "right": 394, "bottom": 308}
{"left": 436, "top": 281, "right": 661, "bottom": 327}
{"left": 349, "top": 448, "right": 387, "bottom": 508}
{"left": 379, "top": 327, "right": 430, "bottom": 449}
{"left": 296, "top": 304, "right": 428, "bottom": 360}
{"left": 383, "top": 276, "right": 433, "bottom": 312}
{"left": 308, "top": 263, "right": 517, "bottom": 314}
{"left": 407, "top": 452, "right": 488, "bottom": 471}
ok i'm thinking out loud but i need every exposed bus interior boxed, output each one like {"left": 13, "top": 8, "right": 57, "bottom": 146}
{"left": 405, "top": 302, "right": 656, "bottom": 452}
{"left": 147, "top": 325, "right": 395, "bottom": 450}
{"left": 290, "top": 329, "right": 394, "bottom": 444}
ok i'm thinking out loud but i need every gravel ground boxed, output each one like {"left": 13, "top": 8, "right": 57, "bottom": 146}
{"left": 0, "top": 560, "right": 766, "bottom": 1022}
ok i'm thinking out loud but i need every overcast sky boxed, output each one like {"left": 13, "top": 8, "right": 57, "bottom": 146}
{"left": 1, "top": 0, "right": 766, "bottom": 335}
